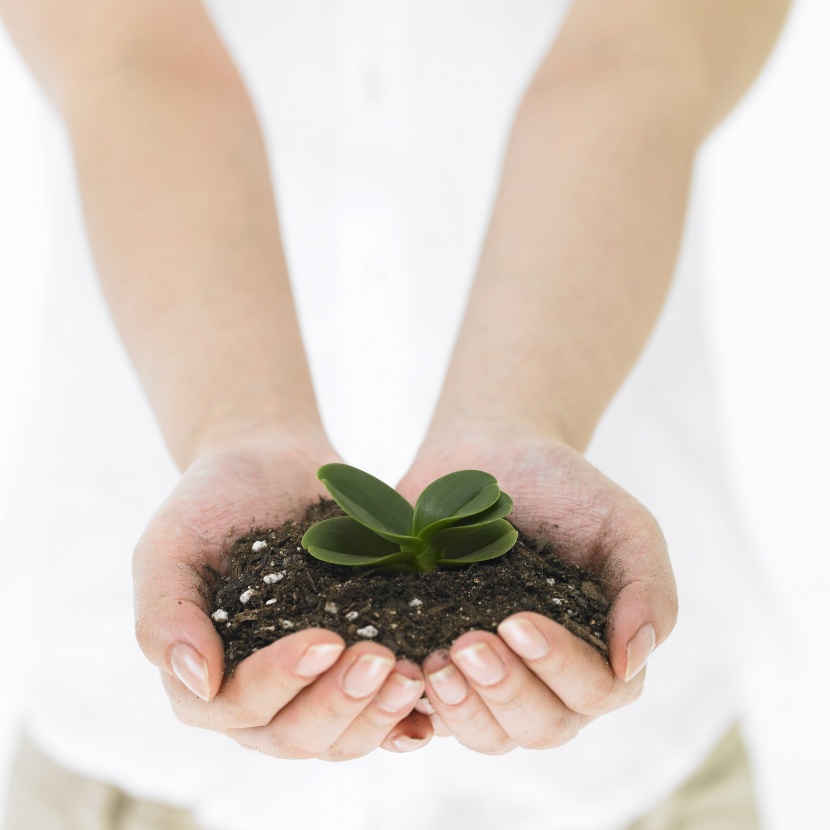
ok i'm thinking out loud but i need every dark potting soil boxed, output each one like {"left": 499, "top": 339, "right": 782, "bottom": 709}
{"left": 209, "top": 499, "right": 610, "bottom": 674}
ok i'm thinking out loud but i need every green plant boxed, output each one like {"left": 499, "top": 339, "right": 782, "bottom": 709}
{"left": 301, "top": 463, "right": 518, "bottom": 573}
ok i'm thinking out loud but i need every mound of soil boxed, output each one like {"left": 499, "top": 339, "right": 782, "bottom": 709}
{"left": 210, "top": 500, "right": 610, "bottom": 674}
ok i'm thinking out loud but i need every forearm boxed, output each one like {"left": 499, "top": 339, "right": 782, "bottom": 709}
{"left": 427, "top": 0, "right": 790, "bottom": 452}
{"left": 430, "top": 66, "right": 696, "bottom": 450}
{"left": 64, "top": 61, "right": 320, "bottom": 469}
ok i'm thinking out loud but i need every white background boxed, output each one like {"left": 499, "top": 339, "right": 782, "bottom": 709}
{"left": 1, "top": 2, "right": 828, "bottom": 827}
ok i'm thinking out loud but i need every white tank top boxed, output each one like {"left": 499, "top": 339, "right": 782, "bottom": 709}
{"left": 2, "top": 2, "right": 760, "bottom": 827}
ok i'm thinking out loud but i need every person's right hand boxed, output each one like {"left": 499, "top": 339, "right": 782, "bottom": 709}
{"left": 133, "top": 428, "right": 431, "bottom": 760}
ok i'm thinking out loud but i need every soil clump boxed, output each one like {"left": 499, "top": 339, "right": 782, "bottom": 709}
{"left": 210, "top": 500, "right": 610, "bottom": 674}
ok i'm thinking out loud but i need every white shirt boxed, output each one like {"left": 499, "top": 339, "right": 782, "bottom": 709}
{"left": 1, "top": 2, "right": 759, "bottom": 828}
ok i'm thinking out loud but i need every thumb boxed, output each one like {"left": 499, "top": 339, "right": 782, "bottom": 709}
{"left": 602, "top": 512, "right": 678, "bottom": 683}
{"left": 133, "top": 508, "right": 227, "bottom": 702}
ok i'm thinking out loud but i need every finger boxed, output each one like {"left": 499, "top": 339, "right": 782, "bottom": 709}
{"left": 430, "top": 713, "right": 453, "bottom": 738}
{"left": 498, "top": 612, "right": 645, "bottom": 716}
{"left": 322, "top": 661, "right": 427, "bottom": 760}
{"left": 424, "top": 651, "right": 516, "bottom": 756}
{"left": 230, "top": 642, "right": 395, "bottom": 759}
{"left": 414, "top": 697, "right": 452, "bottom": 737}
{"left": 414, "top": 696, "right": 433, "bottom": 716}
{"left": 133, "top": 511, "right": 227, "bottom": 702}
{"left": 381, "top": 711, "right": 434, "bottom": 753}
{"left": 608, "top": 583, "right": 665, "bottom": 682}
{"left": 162, "top": 628, "right": 345, "bottom": 731}
{"left": 450, "top": 631, "right": 586, "bottom": 750}
{"left": 597, "top": 509, "right": 677, "bottom": 682}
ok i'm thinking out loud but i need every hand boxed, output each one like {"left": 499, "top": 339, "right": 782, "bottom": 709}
{"left": 397, "top": 428, "right": 677, "bottom": 754}
{"left": 133, "top": 428, "right": 432, "bottom": 760}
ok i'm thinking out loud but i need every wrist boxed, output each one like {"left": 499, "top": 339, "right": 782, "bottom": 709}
{"left": 422, "top": 409, "right": 584, "bottom": 459}
{"left": 183, "top": 415, "right": 335, "bottom": 473}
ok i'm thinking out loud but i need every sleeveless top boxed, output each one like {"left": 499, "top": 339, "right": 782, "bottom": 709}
{"left": 1, "top": 2, "right": 761, "bottom": 828}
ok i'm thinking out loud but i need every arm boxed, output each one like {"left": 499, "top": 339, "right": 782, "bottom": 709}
{"left": 402, "top": 0, "right": 790, "bottom": 753}
{"left": 432, "top": 0, "right": 791, "bottom": 451}
{"left": 2, "top": 0, "right": 319, "bottom": 467}
{"left": 1, "top": 0, "right": 429, "bottom": 759}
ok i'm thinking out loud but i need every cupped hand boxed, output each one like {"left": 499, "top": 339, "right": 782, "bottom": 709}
{"left": 398, "top": 429, "right": 677, "bottom": 754}
{"left": 133, "top": 429, "right": 431, "bottom": 760}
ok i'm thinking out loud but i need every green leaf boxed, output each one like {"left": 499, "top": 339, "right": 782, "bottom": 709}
{"left": 318, "top": 463, "right": 418, "bottom": 546}
{"left": 413, "top": 470, "right": 500, "bottom": 538}
{"left": 453, "top": 490, "right": 514, "bottom": 529}
{"left": 302, "top": 516, "right": 409, "bottom": 567}
{"left": 428, "top": 520, "right": 518, "bottom": 566}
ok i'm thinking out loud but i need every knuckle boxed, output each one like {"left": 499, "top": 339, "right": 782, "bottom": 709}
{"left": 362, "top": 702, "right": 397, "bottom": 732}
{"left": 134, "top": 613, "right": 162, "bottom": 657}
{"left": 314, "top": 695, "right": 360, "bottom": 728}
{"left": 523, "top": 733, "right": 571, "bottom": 751}
{"left": 482, "top": 682, "right": 526, "bottom": 714}
{"left": 580, "top": 667, "right": 646, "bottom": 716}
{"left": 577, "top": 674, "right": 617, "bottom": 715}
{"left": 467, "top": 735, "right": 515, "bottom": 756}
{"left": 542, "top": 643, "right": 572, "bottom": 680}
{"left": 254, "top": 729, "right": 316, "bottom": 760}
{"left": 169, "top": 700, "right": 201, "bottom": 729}
{"left": 522, "top": 713, "right": 580, "bottom": 750}
{"left": 222, "top": 703, "right": 272, "bottom": 730}
{"left": 320, "top": 744, "right": 363, "bottom": 763}
{"left": 161, "top": 674, "right": 204, "bottom": 729}
{"left": 481, "top": 745, "right": 513, "bottom": 756}
{"left": 521, "top": 734, "right": 557, "bottom": 751}
{"left": 623, "top": 674, "right": 646, "bottom": 705}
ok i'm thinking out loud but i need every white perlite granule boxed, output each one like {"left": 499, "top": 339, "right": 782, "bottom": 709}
{"left": 356, "top": 625, "right": 378, "bottom": 639}
{"left": 345, "top": 611, "right": 359, "bottom": 621}
{"left": 262, "top": 572, "right": 284, "bottom": 585}
{"left": 265, "top": 598, "right": 277, "bottom": 606}
{"left": 546, "top": 578, "right": 556, "bottom": 586}
{"left": 211, "top": 609, "right": 229, "bottom": 623}
{"left": 252, "top": 540, "right": 267, "bottom": 552}
{"left": 551, "top": 598, "right": 563, "bottom": 605}
{"left": 281, "top": 620, "right": 295, "bottom": 629}
{"left": 325, "top": 602, "right": 338, "bottom": 614}
{"left": 408, "top": 598, "right": 423, "bottom": 608}
{"left": 239, "top": 589, "right": 255, "bottom": 604}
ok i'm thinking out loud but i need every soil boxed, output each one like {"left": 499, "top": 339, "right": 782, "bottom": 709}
{"left": 209, "top": 499, "right": 611, "bottom": 674}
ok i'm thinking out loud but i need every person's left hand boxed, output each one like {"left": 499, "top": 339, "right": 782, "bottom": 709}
{"left": 396, "top": 428, "right": 678, "bottom": 754}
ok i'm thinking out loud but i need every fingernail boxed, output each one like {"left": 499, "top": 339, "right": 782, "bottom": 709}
{"left": 295, "top": 643, "right": 345, "bottom": 678}
{"left": 415, "top": 696, "right": 435, "bottom": 716}
{"left": 390, "top": 734, "right": 427, "bottom": 753}
{"left": 170, "top": 642, "right": 210, "bottom": 702}
{"left": 625, "top": 623, "right": 657, "bottom": 682}
{"left": 376, "top": 673, "right": 424, "bottom": 714}
{"left": 427, "top": 663, "right": 469, "bottom": 705}
{"left": 343, "top": 654, "right": 395, "bottom": 699}
{"left": 453, "top": 642, "right": 506, "bottom": 687}
{"left": 498, "top": 618, "right": 550, "bottom": 660}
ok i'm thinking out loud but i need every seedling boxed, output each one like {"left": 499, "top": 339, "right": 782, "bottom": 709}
{"left": 301, "top": 463, "right": 518, "bottom": 573}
